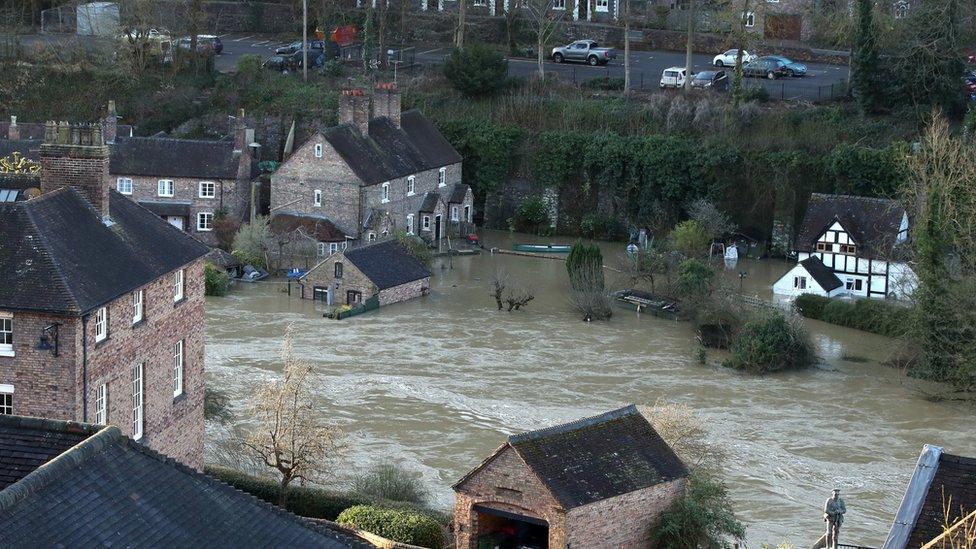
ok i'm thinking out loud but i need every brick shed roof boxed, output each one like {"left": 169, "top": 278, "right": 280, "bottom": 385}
{"left": 332, "top": 239, "right": 431, "bottom": 290}
{"left": 0, "top": 415, "right": 372, "bottom": 548}
{"left": 467, "top": 405, "right": 689, "bottom": 509}
{"left": 796, "top": 193, "right": 907, "bottom": 257}
{"left": 111, "top": 136, "right": 244, "bottom": 179}
{"left": 322, "top": 110, "right": 461, "bottom": 186}
{"left": 885, "top": 445, "right": 976, "bottom": 548}
{"left": 0, "top": 187, "right": 209, "bottom": 315}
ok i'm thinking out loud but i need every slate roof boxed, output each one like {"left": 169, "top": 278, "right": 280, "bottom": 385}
{"left": 0, "top": 139, "right": 41, "bottom": 162}
{"left": 800, "top": 256, "right": 842, "bottom": 292}
{"left": 321, "top": 110, "right": 461, "bottom": 186}
{"left": 503, "top": 405, "right": 689, "bottom": 509}
{"left": 0, "top": 416, "right": 99, "bottom": 491}
{"left": 111, "top": 136, "right": 242, "bottom": 179}
{"left": 448, "top": 183, "right": 470, "bottom": 204}
{"left": 795, "top": 193, "right": 907, "bottom": 257}
{"left": 419, "top": 192, "right": 440, "bottom": 213}
{"left": 271, "top": 212, "right": 349, "bottom": 243}
{"left": 338, "top": 239, "right": 431, "bottom": 290}
{"left": 0, "top": 187, "right": 210, "bottom": 315}
{"left": 139, "top": 199, "right": 193, "bottom": 217}
{"left": 904, "top": 452, "right": 976, "bottom": 547}
{"left": 0, "top": 415, "right": 372, "bottom": 548}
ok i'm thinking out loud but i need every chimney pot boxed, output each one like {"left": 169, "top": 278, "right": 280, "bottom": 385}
{"left": 39, "top": 120, "right": 112, "bottom": 216}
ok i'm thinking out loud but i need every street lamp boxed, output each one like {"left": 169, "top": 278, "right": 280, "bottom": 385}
{"left": 36, "top": 323, "right": 61, "bottom": 357}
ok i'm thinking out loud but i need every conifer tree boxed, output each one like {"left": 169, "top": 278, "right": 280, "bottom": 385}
{"left": 851, "top": 0, "right": 883, "bottom": 114}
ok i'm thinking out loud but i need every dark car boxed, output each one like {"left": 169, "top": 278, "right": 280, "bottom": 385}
{"left": 761, "top": 55, "right": 806, "bottom": 77}
{"left": 275, "top": 40, "right": 325, "bottom": 55}
{"left": 264, "top": 49, "right": 329, "bottom": 73}
{"left": 743, "top": 58, "right": 788, "bottom": 79}
{"left": 177, "top": 34, "right": 223, "bottom": 54}
{"left": 691, "top": 70, "right": 729, "bottom": 91}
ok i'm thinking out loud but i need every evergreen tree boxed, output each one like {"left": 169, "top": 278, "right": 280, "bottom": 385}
{"left": 851, "top": 0, "right": 883, "bottom": 114}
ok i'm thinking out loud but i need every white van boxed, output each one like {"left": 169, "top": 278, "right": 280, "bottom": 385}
{"left": 660, "top": 67, "right": 692, "bottom": 88}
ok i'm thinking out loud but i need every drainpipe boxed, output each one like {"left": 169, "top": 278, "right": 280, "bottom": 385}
{"left": 81, "top": 314, "right": 89, "bottom": 422}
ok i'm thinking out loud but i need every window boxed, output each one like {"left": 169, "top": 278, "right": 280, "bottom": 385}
{"left": 816, "top": 242, "right": 828, "bottom": 252}
{"left": 173, "top": 340, "right": 184, "bottom": 397}
{"left": 406, "top": 214, "right": 415, "bottom": 235}
{"left": 368, "top": 232, "right": 377, "bottom": 242}
{"left": 94, "top": 307, "right": 108, "bottom": 343}
{"left": 793, "top": 276, "right": 807, "bottom": 290}
{"left": 314, "top": 190, "right": 322, "bottom": 207}
{"left": 132, "top": 290, "right": 144, "bottom": 324}
{"left": 407, "top": 176, "right": 415, "bottom": 196}
{"left": 438, "top": 168, "right": 446, "bottom": 187}
{"left": 94, "top": 384, "right": 107, "bottom": 425}
{"left": 473, "top": 0, "right": 485, "bottom": 5}
{"left": 116, "top": 177, "right": 133, "bottom": 195}
{"left": 157, "top": 179, "right": 174, "bottom": 197}
{"left": 335, "top": 262, "right": 344, "bottom": 278}
{"left": 845, "top": 278, "right": 863, "bottom": 292}
{"left": 595, "top": 0, "right": 608, "bottom": 11}
{"left": 330, "top": 242, "right": 339, "bottom": 254}
{"left": 464, "top": 205, "right": 472, "bottom": 222}
{"left": 0, "top": 313, "right": 12, "bottom": 356}
{"left": 198, "top": 181, "right": 216, "bottom": 198}
{"left": 132, "top": 363, "right": 143, "bottom": 440}
{"left": 197, "top": 212, "right": 214, "bottom": 232}
{"left": 841, "top": 244, "right": 857, "bottom": 255}
{"left": 0, "top": 390, "right": 11, "bottom": 415}
{"left": 381, "top": 182, "right": 390, "bottom": 203}
{"left": 451, "top": 205, "right": 459, "bottom": 222}
{"left": 314, "top": 143, "right": 323, "bottom": 158}
{"left": 553, "top": 0, "right": 565, "bottom": 8}
{"left": 317, "top": 242, "right": 327, "bottom": 257}
{"left": 422, "top": 215, "right": 431, "bottom": 231}
{"left": 744, "top": 11, "right": 755, "bottom": 27}
{"left": 174, "top": 269, "right": 185, "bottom": 302}
{"left": 893, "top": 0, "right": 909, "bottom": 18}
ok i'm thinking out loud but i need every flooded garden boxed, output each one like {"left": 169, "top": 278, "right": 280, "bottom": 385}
{"left": 205, "top": 231, "right": 976, "bottom": 546}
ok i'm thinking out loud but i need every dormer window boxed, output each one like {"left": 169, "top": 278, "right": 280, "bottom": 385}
{"left": 407, "top": 176, "right": 415, "bottom": 196}
{"left": 381, "top": 182, "right": 390, "bottom": 203}
{"left": 314, "top": 143, "right": 323, "bottom": 158}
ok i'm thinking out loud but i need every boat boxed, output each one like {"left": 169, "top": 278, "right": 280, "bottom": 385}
{"left": 239, "top": 265, "right": 269, "bottom": 283}
{"left": 285, "top": 268, "right": 306, "bottom": 280}
{"left": 512, "top": 243, "right": 572, "bottom": 253}
{"left": 612, "top": 289, "right": 689, "bottom": 321}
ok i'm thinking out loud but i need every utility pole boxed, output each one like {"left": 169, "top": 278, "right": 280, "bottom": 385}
{"left": 683, "top": 0, "right": 695, "bottom": 92}
{"left": 302, "top": 0, "right": 308, "bottom": 82}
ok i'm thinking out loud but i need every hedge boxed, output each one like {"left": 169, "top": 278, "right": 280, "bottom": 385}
{"left": 337, "top": 505, "right": 444, "bottom": 549}
{"left": 793, "top": 294, "right": 910, "bottom": 338}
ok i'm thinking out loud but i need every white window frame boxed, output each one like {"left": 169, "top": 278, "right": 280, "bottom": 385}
{"left": 406, "top": 214, "right": 415, "bottom": 235}
{"left": 553, "top": 0, "right": 565, "bottom": 8}
{"left": 132, "top": 363, "right": 143, "bottom": 440}
{"left": 330, "top": 242, "right": 339, "bottom": 254}
{"left": 94, "top": 307, "right": 108, "bottom": 343}
{"left": 116, "top": 177, "right": 133, "bottom": 195}
{"left": 174, "top": 269, "right": 185, "bottom": 302}
{"left": 0, "top": 388, "right": 11, "bottom": 415}
{"left": 197, "top": 212, "right": 214, "bottom": 232}
{"left": 451, "top": 205, "right": 460, "bottom": 222}
{"left": 368, "top": 232, "right": 377, "bottom": 242}
{"left": 314, "top": 143, "right": 323, "bottom": 158}
{"left": 464, "top": 205, "right": 472, "bottom": 222}
{"left": 316, "top": 242, "right": 327, "bottom": 257}
{"left": 595, "top": 0, "right": 609, "bottom": 11}
{"left": 132, "top": 290, "right": 144, "bottom": 324}
{"left": 422, "top": 215, "right": 431, "bottom": 231}
{"left": 173, "top": 339, "right": 184, "bottom": 398}
{"left": 407, "top": 176, "right": 415, "bottom": 196}
{"left": 94, "top": 384, "right": 107, "bottom": 424}
{"left": 438, "top": 168, "right": 446, "bottom": 188}
{"left": 744, "top": 11, "right": 755, "bottom": 27}
{"left": 198, "top": 181, "right": 216, "bottom": 199}
{"left": 381, "top": 182, "right": 390, "bottom": 203}
{"left": 0, "top": 313, "right": 12, "bottom": 357}
{"left": 314, "top": 189, "right": 322, "bottom": 207}
{"left": 157, "top": 179, "right": 175, "bottom": 197}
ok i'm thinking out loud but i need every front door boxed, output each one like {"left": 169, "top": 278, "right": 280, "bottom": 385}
{"left": 463, "top": 205, "right": 471, "bottom": 224}
{"left": 434, "top": 215, "right": 442, "bottom": 241}
{"left": 346, "top": 290, "right": 362, "bottom": 305}
{"left": 167, "top": 216, "right": 185, "bottom": 230}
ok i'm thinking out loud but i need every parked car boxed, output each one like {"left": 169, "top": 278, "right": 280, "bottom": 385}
{"left": 551, "top": 40, "right": 617, "bottom": 66}
{"left": 964, "top": 74, "right": 976, "bottom": 95}
{"left": 691, "top": 70, "right": 729, "bottom": 91}
{"left": 176, "top": 35, "right": 223, "bottom": 54}
{"left": 743, "top": 58, "right": 789, "bottom": 79}
{"left": 761, "top": 55, "right": 806, "bottom": 77}
{"left": 276, "top": 40, "right": 325, "bottom": 55}
{"left": 713, "top": 49, "right": 757, "bottom": 67}
{"left": 660, "top": 67, "right": 693, "bottom": 88}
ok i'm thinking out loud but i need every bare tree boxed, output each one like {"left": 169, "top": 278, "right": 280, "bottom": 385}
{"left": 505, "top": 0, "right": 524, "bottom": 56}
{"left": 242, "top": 327, "right": 344, "bottom": 505}
{"left": 526, "top": 0, "right": 561, "bottom": 78}
{"left": 623, "top": 0, "right": 631, "bottom": 95}
{"left": 686, "top": 198, "right": 737, "bottom": 241}
{"left": 491, "top": 270, "right": 535, "bottom": 311}
{"left": 640, "top": 400, "right": 726, "bottom": 474}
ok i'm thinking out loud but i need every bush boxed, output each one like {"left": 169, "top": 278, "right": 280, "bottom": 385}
{"left": 669, "top": 220, "right": 711, "bottom": 258}
{"left": 336, "top": 505, "right": 444, "bottom": 549}
{"left": 724, "top": 312, "right": 814, "bottom": 373}
{"left": 443, "top": 43, "right": 509, "bottom": 98}
{"left": 353, "top": 463, "right": 428, "bottom": 505}
{"left": 652, "top": 473, "right": 745, "bottom": 549}
{"left": 793, "top": 293, "right": 828, "bottom": 319}
{"left": 793, "top": 294, "right": 910, "bottom": 338}
{"left": 741, "top": 85, "right": 770, "bottom": 103}
{"left": 512, "top": 197, "right": 550, "bottom": 233}
{"left": 393, "top": 231, "right": 432, "bottom": 265}
{"left": 582, "top": 77, "right": 625, "bottom": 91}
{"left": 204, "top": 263, "right": 230, "bottom": 296}
{"left": 322, "top": 59, "right": 344, "bottom": 77}
{"left": 204, "top": 387, "right": 231, "bottom": 422}
{"left": 232, "top": 216, "right": 270, "bottom": 269}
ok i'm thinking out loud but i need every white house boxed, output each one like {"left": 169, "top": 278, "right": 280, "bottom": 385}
{"left": 773, "top": 193, "right": 917, "bottom": 299}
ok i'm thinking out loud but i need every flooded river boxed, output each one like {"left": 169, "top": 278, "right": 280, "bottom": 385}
{"left": 205, "top": 231, "right": 976, "bottom": 547}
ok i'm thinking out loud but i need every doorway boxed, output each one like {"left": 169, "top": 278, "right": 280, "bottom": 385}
{"left": 434, "top": 214, "right": 442, "bottom": 241}
{"left": 577, "top": 0, "right": 587, "bottom": 21}
{"left": 474, "top": 505, "right": 548, "bottom": 549}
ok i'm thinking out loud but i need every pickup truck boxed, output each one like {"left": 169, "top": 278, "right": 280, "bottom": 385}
{"left": 551, "top": 40, "right": 617, "bottom": 66}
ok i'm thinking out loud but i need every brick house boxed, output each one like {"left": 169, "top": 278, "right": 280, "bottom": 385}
{"left": 0, "top": 122, "right": 210, "bottom": 469}
{"left": 299, "top": 239, "right": 431, "bottom": 307}
{"left": 1, "top": 105, "right": 254, "bottom": 246}
{"left": 453, "top": 405, "right": 690, "bottom": 549}
{"left": 270, "top": 84, "right": 474, "bottom": 258}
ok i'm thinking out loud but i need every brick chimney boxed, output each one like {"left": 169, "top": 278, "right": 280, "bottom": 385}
{"left": 372, "top": 82, "right": 401, "bottom": 128}
{"left": 102, "top": 100, "right": 118, "bottom": 143}
{"left": 232, "top": 108, "right": 252, "bottom": 181}
{"left": 339, "top": 89, "right": 370, "bottom": 135}
{"left": 40, "top": 121, "right": 111, "bottom": 217}
{"left": 7, "top": 116, "right": 19, "bottom": 140}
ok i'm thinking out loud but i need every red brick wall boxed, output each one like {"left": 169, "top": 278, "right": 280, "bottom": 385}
{"left": 0, "top": 314, "right": 80, "bottom": 420}
{"left": 566, "top": 478, "right": 687, "bottom": 548}
{"left": 39, "top": 143, "right": 111, "bottom": 216}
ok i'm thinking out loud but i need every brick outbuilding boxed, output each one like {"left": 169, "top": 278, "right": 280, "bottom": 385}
{"left": 453, "top": 405, "right": 689, "bottom": 549}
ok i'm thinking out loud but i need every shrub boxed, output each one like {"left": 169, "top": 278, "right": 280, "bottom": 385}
{"left": 443, "top": 43, "right": 509, "bottom": 98}
{"left": 204, "top": 387, "right": 231, "bottom": 422}
{"left": 793, "top": 293, "right": 828, "bottom": 319}
{"left": 669, "top": 220, "right": 711, "bottom": 258}
{"left": 393, "top": 231, "right": 432, "bottom": 265}
{"left": 741, "top": 85, "right": 770, "bottom": 103}
{"left": 652, "top": 473, "right": 745, "bottom": 549}
{"left": 582, "top": 77, "right": 625, "bottom": 91}
{"left": 724, "top": 312, "right": 814, "bottom": 373}
{"left": 567, "top": 241, "right": 612, "bottom": 320}
{"left": 232, "top": 216, "right": 270, "bottom": 269}
{"left": 322, "top": 59, "right": 344, "bottom": 77}
{"left": 204, "top": 263, "right": 230, "bottom": 296}
{"left": 512, "top": 197, "right": 550, "bottom": 233}
{"left": 353, "top": 463, "right": 428, "bottom": 505}
{"left": 675, "top": 259, "right": 714, "bottom": 304}
{"left": 336, "top": 506, "right": 444, "bottom": 549}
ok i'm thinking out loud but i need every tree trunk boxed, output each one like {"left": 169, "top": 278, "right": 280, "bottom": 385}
{"left": 378, "top": 0, "right": 388, "bottom": 70}
{"left": 683, "top": 0, "right": 695, "bottom": 92}
{"left": 278, "top": 474, "right": 294, "bottom": 506}
{"left": 456, "top": 0, "right": 466, "bottom": 48}
{"left": 623, "top": 0, "right": 631, "bottom": 96}
{"left": 537, "top": 34, "right": 545, "bottom": 78}
{"left": 731, "top": 0, "right": 751, "bottom": 106}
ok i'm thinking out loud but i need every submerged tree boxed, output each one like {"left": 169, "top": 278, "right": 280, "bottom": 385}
{"left": 567, "top": 241, "right": 611, "bottom": 320}
{"left": 491, "top": 270, "right": 535, "bottom": 311}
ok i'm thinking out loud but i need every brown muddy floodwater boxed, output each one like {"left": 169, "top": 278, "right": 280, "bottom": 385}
{"left": 205, "top": 230, "right": 976, "bottom": 547}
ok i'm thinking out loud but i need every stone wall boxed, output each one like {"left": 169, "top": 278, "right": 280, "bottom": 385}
{"left": 641, "top": 28, "right": 849, "bottom": 64}
{"left": 301, "top": 253, "right": 377, "bottom": 305}
{"left": 565, "top": 478, "right": 687, "bottom": 548}
{"left": 483, "top": 179, "right": 536, "bottom": 230}
{"left": 378, "top": 278, "right": 430, "bottom": 306}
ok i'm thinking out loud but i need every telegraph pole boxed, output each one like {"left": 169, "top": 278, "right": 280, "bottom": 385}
{"left": 302, "top": 0, "right": 308, "bottom": 82}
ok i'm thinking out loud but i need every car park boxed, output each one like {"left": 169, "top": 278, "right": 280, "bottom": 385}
{"left": 691, "top": 70, "right": 729, "bottom": 91}
{"left": 176, "top": 35, "right": 223, "bottom": 54}
{"left": 276, "top": 40, "right": 325, "bottom": 55}
{"left": 761, "top": 55, "right": 806, "bottom": 77}
{"left": 551, "top": 40, "right": 617, "bottom": 66}
{"left": 713, "top": 49, "right": 757, "bottom": 67}
{"left": 743, "top": 58, "right": 789, "bottom": 79}
{"left": 660, "top": 67, "right": 692, "bottom": 88}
